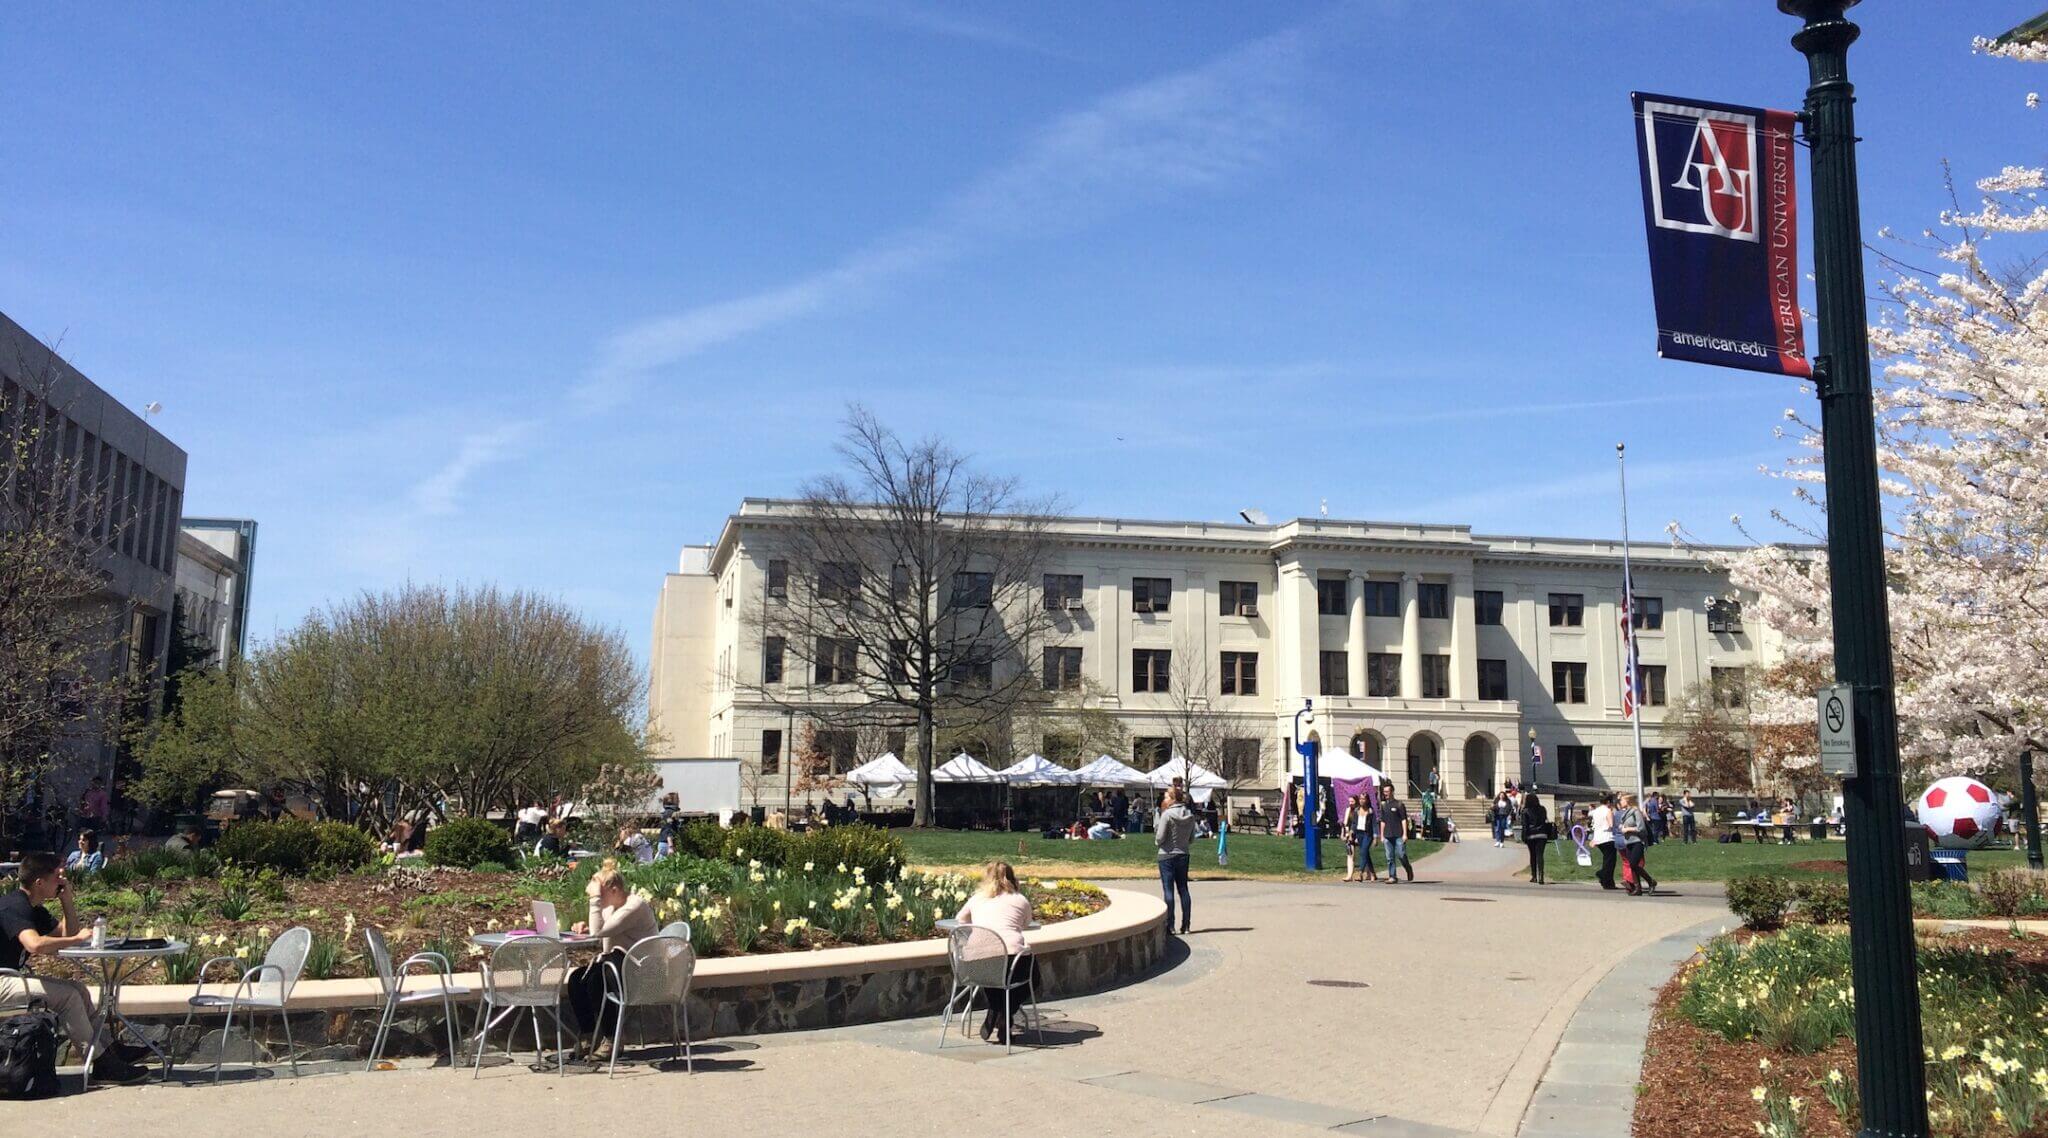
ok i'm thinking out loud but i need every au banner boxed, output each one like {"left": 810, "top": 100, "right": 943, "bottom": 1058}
{"left": 1631, "top": 92, "right": 1809, "bottom": 377}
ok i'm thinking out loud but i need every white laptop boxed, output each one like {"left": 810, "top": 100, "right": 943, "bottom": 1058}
{"left": 531, "top": 900, "right": 559, "bottom": 938}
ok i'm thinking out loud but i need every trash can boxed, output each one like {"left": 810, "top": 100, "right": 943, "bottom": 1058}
{"left": 1809, "top": 821, "right": 1829, "bottom": 842}
{"left": 1902, "top": 822, "right": 1933, "bottom": 882}
{"left": 1929, "top": 847, "right": 1968, "bottom": 883}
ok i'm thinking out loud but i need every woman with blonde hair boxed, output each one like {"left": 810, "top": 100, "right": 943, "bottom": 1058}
{"left": 954, "top": 860, "right": 1035, "bottom": 1043}
{"left": 565, "top": 858, "right": 659, "bottom": 1059}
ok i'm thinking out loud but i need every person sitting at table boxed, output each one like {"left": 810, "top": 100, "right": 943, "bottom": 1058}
{"left": 163, "top": 819, "right": 204, "bottom": 853}
{"left": 566, "top": 858, "right": 659, "bottom": 1059}
{"left": 535, "top": 818, "right": 569, "bottom": 859}
{"left": 64, "top": 830, "right": 105, "bottom": 874}
{"left": 954, "top": 860, "right": 1034, "bottom": 1044}
{"left": 0, "top": 852, "right": 151, "bottom": 1084}
{"left": 1086, "top": 818, "right": 1119, "bottom": 840}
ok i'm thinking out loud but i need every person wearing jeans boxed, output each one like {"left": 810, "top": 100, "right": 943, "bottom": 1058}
{"left": 1376, "top": 783, "right": 1414, "bottom": 883}
{"left": 1154, "top": 789, "right": 1196, "bottom": 934}
{"left": 1679, "top": 792, "right": 1699, "bottom": 843}
{"left": 1590, "top": 793, "right": 1618, "bottom": 890}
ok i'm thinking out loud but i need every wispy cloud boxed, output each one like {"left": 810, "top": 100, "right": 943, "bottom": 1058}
{"left": 407, "top": 419, "right": 540, "bottom": 516}
{"left": 1401, "top": 451, "right": 1783, "bottom": 523}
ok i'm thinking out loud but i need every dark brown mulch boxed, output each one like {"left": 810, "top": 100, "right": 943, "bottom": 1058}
{"left": 1790, "top": 859, "right": 1849, "bottom": 875}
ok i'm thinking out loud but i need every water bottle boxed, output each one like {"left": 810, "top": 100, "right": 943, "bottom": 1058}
{"left": 92, "top": 917, "right": 106, "bottom": 949}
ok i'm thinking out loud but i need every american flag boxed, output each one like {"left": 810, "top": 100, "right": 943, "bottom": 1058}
{"left": 1619, "top": 567, "right": 1641, "bottom": 720}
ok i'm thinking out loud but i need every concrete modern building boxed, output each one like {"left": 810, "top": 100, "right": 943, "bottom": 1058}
{"left": 651, "top": 499, "right": 1775, "bottom": 809}
{"left": 1, "top": 310, "right": 188, "bottom": 804}
{"left": 176, "top": 517, "right": 259, "bottom": 662}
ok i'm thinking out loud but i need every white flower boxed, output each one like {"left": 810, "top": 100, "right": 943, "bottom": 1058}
{"left": 803, "top": 861, "right": 815, "bottom": 872}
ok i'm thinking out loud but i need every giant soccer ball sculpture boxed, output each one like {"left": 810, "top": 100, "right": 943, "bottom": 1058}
{"left": 1916, "top": 777, "right": 2003, "bottom": 850}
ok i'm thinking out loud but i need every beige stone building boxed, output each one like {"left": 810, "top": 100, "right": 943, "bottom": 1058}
{"left": 651, "top": 500, "right": 1770, "bottom": 808}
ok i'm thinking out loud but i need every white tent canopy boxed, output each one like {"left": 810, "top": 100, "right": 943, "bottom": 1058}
{"left": 933, "top": 752, "right": 1002, "bottom": 782}
{"left": 1313, "top": 749, "right": 1385, "bottom": 784}
{"left": 843, "top": 752, "right": 916, "bottom": 792}
{"left": 1147, "top": 757, "right": 1226, "bottom": 790}
{"left": 1073, "top": 754, "right": 1151, "bottom": 787}
{"left": 999, "top": 754, "right": 1079, "bottom": 786}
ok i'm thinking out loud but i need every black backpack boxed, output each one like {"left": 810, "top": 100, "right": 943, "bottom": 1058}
{"left": 0, "top": 1010, "right": 62, "bottom": 1099}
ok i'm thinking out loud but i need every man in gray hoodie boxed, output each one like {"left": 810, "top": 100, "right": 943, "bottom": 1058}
{"left": 1155, "top": 789, "right": 1197, "bottom": 934}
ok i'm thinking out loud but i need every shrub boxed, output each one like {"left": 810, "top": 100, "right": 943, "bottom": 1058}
{"left": 1977, "top": 868, "right": 2044, "bottom": 919}
{"left": 215, "top": 820, "right": 321, "bottom": 874}
{"left": 1796, "top": 879, "right": 1851, "bottom": 925}
{"left": 310, "top": 822, "right": 378, "bottom": 872}
{"left": 1911, "top": 880, "right": 1987, "bottom": 920}
{"left": 672, "top": 821, "right": 728, "bottom": 862}
{"left": 1726, "top": 873, "right": 1796, "bottom": 930}
{"left": 795, "top": 824, "right": 906, "bottom": 881}
{"left": 424, "top": 817, "right": 513, "bottom": 869}
{"left": 715, "top": 823, "right": 798, "bottom": 869}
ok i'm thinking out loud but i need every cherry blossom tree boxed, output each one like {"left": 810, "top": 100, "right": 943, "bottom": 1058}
{"left": 1689, "top": 41, "right": 2047, "bottom": 784}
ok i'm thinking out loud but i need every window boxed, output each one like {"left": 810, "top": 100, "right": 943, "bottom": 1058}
{"left": 886, "top": 729, "right": 906, "bottom": 759}
{"left": 815, "top": 729, "right": 859, "bottom": 774}
{"left": 891, "top": 563, "right": 911, "bottom": 603}
{"left": 1632, "top": 595, "right": 1664, "bottom": 630}
{"left": 1418, "top": 582, "right": 1449, "bottom": 620}
{"left": 1219, "top": 580, "right": 1260, "bottom": 616}
{"left": 951, "top": 660, "right": 992, "bottom": 687}
{"left": 814, "top": 637, "right": 857, "bottom": 684}
{"left": 1132, "top": 577, "right": 1172, "bottom": 613}
{"left": 1707, "top": 597, "right": 1745, "bottom": 633}
{"left": 1044, "top": 573, "right": 1083, "bottom": 611}
{"left": 1318, "top": 650, "right": 1348, "bottom": 696}
{"left": 1712, "top": 666, "right": 1747, "bottom": 709}
{"left": 761, "top": 729, "right": 783, "bottom": 776}
{"left": 1557, "top": 744, "right": 1595, "bottom": 786}
{"left": 952, "top": 571, "right": 993, "bottom": 608}
{"left": 766, "top": 559, "right": 788, "bottom": 599}
{"left": 1548, "top": 593, "right": 1584, "bottom": 627}
{"left": 1552, "top": 661, "right": 1588, "bottom": 703}
{"left": 1362, "top": 580, "right": 1400, "bottom": 617}
{"left": 1477, "top": 658, "right": 1508, "bottom": 700}
{"left": 1315, "top": 577, "right": 1347, "bottom": 616}
{"left": 1043, "top": 732, "right": 1081, "bottom": 765}
{"left": 1640, "top": 664, "right": 1667, "bottom": 706}
{"left": 1642, "top": 747, "right": 1674, "bottom": 788}
{"left": 1367, "top": 652, "right": 1402, "bottom": 697}
{"left": 1133, "top": 737, "right": 1172, "bottom": 771}
{"left": 1043, "top": 646, "right": 1083, "bottom": 690}
{"left": 820, "top": 562, "right": 861, "bottom": 605}
{"left": 1421, "top": 654, "right": 1450, "bottom": 699}
{"left": 886, "top": 639, "right": 910, "bottom": 683}
{"left": 1133, "top": 648, "right": 1172, "bottom": 693}
{"left": 1220, "top": 651, "right": 1258, "bottom": 696}
{"left": 763, "top": 636, "right": 785, "bottom": 684}
{"left": 1221, "top": 738, "right": 1262, "bottom": 782}
{"left": 1476, "top": 590, "right": 1504, "bottom": 626}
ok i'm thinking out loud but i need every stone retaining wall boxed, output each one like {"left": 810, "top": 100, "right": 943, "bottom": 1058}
{"left": 114, "top": 886, "right": 1167, "bottom": 1063}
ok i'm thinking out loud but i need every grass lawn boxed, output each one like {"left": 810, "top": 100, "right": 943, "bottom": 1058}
{"left": 899, "top": 828, "right": 1442, "bottom": 882}
{"left": 1530, "top": 835, "right": 2036, "bottom": 884}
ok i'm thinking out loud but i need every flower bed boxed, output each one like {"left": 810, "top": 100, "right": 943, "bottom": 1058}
{"left": 52, "top": 850, "right": 1108, "bottom": 987}
{"left": 1636, "top": 925, "right": 2048, "bottom": 1138}
{"left": 1724, "top": 870, "right": 2048, "bottom": 930}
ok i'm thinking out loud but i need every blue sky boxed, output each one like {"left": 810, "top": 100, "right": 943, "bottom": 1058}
{"left": 2, "top": 2, "right": 2039, "bottom": 657}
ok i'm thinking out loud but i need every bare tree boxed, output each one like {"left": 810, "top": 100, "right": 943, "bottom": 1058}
{"left": 1159, "top": 638, "right": 1265, "bottom": 791}
{"left": 0, "top": 351, "right": 143, "bottom": 841}
{"left": 1665, "top": 676, "right": 1757, "bottom": 795}
{"left": 746, "top": 407, "right": 1062, "bottom": 826}
{"left": 1014, "top": 677, "right": 1128, "bottom": 768}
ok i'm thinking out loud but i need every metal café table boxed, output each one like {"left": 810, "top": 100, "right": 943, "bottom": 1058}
{"left": 57, "top": 937, "right": 189, "bottom": 1089}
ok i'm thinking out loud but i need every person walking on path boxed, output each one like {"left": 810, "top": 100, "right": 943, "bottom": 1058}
{"left": 1155, "top": 789, "right": 1196, "bottom": 934}
{"left": 1679, "top": 791, "right": 1699, "bottom": 844}
{"left": 1521, "top": 791, "right": 1553, "bottom": 884}
{"left": 1490, "top": 791, "right": 1513, "bottom": 847}
{"left": 1590, "top": 793, "right": 1618, "bottom": 891}
{"left": 1617, "top": 792, "right": 1658, "bottom": 895}
{"left": 1375, "top": 783, "right": 1414, "bottom": 884}
{"left": 1342, "top": 797, "right": 1365, "bottom": 882}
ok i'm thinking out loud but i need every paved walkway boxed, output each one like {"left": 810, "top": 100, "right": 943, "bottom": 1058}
{"left": 6, "top": 839, "right": 1723, "bottom": 1136}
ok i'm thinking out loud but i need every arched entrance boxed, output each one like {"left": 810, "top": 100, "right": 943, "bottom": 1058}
{"left": 1405, "top": 734, "right": 1440, "bottom": 796}
{"left": 1464, "top": 734, "right": 1497, "bottom": 797}
{"left": 1349, "top": 730, "right": 1385, "bottom": 772}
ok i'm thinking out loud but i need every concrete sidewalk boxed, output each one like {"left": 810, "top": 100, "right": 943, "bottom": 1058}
{"left": 7, "top": 850, "right": 1721, "bottom": 1137}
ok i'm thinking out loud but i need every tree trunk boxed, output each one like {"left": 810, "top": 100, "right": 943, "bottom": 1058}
{"left": 916, "top": 704, "right": 934, "bottom": 827}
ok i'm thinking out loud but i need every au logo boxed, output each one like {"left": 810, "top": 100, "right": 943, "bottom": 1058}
{"left": 1640, "top": 100, "right": 1761, "bottom": 243}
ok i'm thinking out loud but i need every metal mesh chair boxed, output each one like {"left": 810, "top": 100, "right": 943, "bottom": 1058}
{"left": 183, "top": 925, "right": 313, "bottom": 1082}
{"left": 600, "top": 933, "right": 696, "bottom": 1076}
{"left": 362, "top": 927, "right": 469, "bottom": 1071}
{"left": 657, "top": 920, "right": 691, "bottom": 941}
{"left": 470, "top": 938, "right": 570, "bottom": 1077}
{"left": 937, "top": 925, "right": 1038, "bottom": 1054}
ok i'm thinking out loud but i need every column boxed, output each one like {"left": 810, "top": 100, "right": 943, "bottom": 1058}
{"left": 1450, "top": 570, "right": 1476, "bottom": 700}
{"left": 1346, "top": 569, "right": 1366, "bottom": 698}
{"left": 1400, "top": 572, "right": 1421, "bottom": 698}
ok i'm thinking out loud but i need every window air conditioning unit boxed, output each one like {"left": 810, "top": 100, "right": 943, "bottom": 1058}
{"left": 1063, "top": 597, "right": 1084, "bottom": 611}
{"left": 1134, "top": 600, "right": 1154, "bottom": 613}
{"left": 1237, "top": 603, "right": 1259, "bottom": 618}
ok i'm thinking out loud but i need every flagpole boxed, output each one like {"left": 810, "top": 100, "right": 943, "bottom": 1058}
{"left": 1618, "top": 443, "right": 1648, "bottom": 806}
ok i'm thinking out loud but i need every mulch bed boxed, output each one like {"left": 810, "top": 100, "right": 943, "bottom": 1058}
{"left": 1790, "top": 859, "right": 1849, "bottom": 875}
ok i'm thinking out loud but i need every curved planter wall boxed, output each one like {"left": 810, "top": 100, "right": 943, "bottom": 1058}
{"left": 115, "top": 886, "right": 1168, "bottom": 1061}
